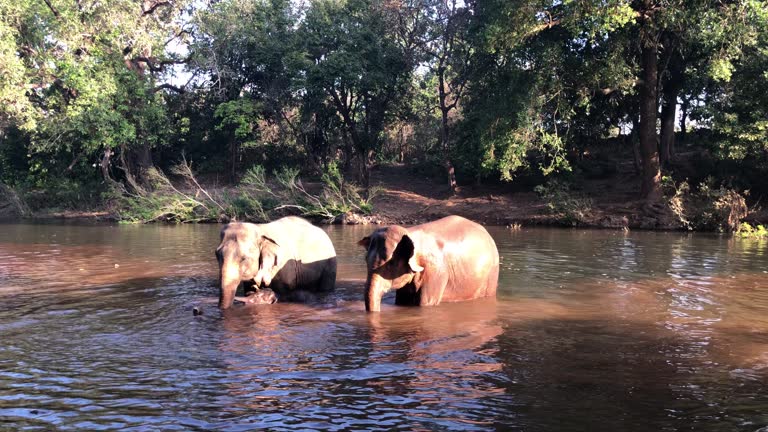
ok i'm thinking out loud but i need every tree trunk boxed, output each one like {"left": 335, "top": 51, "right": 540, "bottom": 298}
{"left": 639, "top": 35, "right": 661, "bottom": 200}
{"left": 135, "top": 144, "right": 154, "bottom": 185}
{"left": 631, "top": 115, "right": 641, "bottom": 175}
{"left": 659, "top": 47, "right": 683, "bottom": 166}
{"left": 119, "top": 144, "right": 145, "bottom": 195}
{"left": 101, "top": 148, "right": 114, "bottom": 183}
{"left": 438, "top": 69, "right": 458, "bottom": 195}
{"left": 357, "top": 153, "right": 370, "bottom": 191}
{"left": 679, "top": 96, "right": 689, "bottom": 145}
{"left": 228, "top": 136, "right": 238, "bottom": 183}
{"left": 659, "top": 97, "right": 677, "bottom": 166}
{"left": 441, "top": 108, "right": 458, "bottom": 195}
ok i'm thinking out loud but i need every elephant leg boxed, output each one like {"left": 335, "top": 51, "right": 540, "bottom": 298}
{"left": 269, "top": 279, "right": 290, "bottom": 301}
{"left": 318, "top": 265, "right": 336, "bottom": 292}
{"left": 395, "top": 283, "right": 420, "bottom": 306}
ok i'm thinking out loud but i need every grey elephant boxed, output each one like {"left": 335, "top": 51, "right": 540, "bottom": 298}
{"left": 215, "top": 216, "right": 337, "bottom": 309}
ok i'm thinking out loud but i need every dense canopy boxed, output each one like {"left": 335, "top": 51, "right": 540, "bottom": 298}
{"left": 1, "top": 0, "right": 766, "bottom": 225}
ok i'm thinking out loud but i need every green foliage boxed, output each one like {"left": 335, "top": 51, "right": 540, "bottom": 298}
{"left": 301, "top": 0, "right": 411, "bottom": 174}
{"left": 737, "top": 222, "right": 768, "bottom": 238}
{"left": 2, "top": 0, "right": 768, "bottom": 230}
{"left": 663, "top": 176, "right": 749, "bottom": 232}
{"left": 215, "top": 100, "right": 261, "bottom": 140}
{"left": 111, "top": 166, "right": 223, "bottom": 223}
{"left": 534, "top": 178, "right": 593, "bottom": 226}
{"left": 111, "top": 160, "right": 379, "bottom": 224}
{"left": 236, "top": 162, "right": 379, "bottom": 222}
{"left": 0, "top": 0, "right": 190, "bottom": 194}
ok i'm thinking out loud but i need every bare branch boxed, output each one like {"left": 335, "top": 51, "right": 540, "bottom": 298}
{"left": 42, "top": 0, "right": 60, "bottom": 18}
{"left": 142, "top": 0, "right": 172, "bottom": 16}
{"left": 132, "top": 56, "right": 190, "bottom": 73}
{"left": 175, "top": 157, "right": 227, "bottom": 213}
{"left": 153, "top": 83, "right": 185, "bottom": 93}
{"left": 164, "top": 28, "right": 192, "bottom": 47}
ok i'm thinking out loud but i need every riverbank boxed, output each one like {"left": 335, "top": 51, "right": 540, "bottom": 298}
{"left": 366, "top": 163, "right": 768, "bottom": 230}
{"left": 6, "top": 161, "right": 766, "bottom": 232}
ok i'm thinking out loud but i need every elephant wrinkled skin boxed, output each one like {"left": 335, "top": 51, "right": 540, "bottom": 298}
{"left": 215, "top": 216, "right": 337, "bottom": 309}
{"left": 358, "top": 215, "right": 499, "bottom": 312}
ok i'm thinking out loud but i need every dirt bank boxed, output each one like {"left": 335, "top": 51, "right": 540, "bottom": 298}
{"left": 366, "top": 163, "right": 767, "bottom": 230}
{"left": 7, "top": 160, "right": 766, "bottom": 230}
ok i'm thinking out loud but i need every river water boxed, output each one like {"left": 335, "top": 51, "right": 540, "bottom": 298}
{"left": 0, "top": 222, "right": 767, "bottom": 431}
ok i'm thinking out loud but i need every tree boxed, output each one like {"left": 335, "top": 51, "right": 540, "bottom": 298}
{"left": 302, "top": 0, "right": 411, "bottom": 188}
{"left": 0, "top": 0, "right": 191, "bottom": 191}
{"left": 460, "top": 0, "right": 767, "bottom": 200}
{"left": 459, "top": 0, "right": 636, "bottom": 182}
{"left": 393, "top": 0, "right": 472, "bottom": 193}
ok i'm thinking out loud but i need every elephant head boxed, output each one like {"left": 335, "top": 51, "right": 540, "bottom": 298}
{"left": 358, "top": 226, "right": 425, "bottom": 312}
{"left": 215, "top": 223, "right": 280, "bottom": 309}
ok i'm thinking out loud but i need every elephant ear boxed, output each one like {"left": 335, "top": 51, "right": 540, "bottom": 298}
{"left": 394, "top": 234, "right": 424, "bottom": 273}
{"left": 261, "top": 235, "right": 279, "bottom": 247}
{"left": 260, "top": 236, "right": 280, "bottom": 268}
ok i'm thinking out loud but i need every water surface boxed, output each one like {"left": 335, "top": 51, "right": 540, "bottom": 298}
{"left": 1, "top": 223, "right": 767, "bottom": 430}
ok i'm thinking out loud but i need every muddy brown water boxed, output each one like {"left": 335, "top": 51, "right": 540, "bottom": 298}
{"left": 1, "top": 222, "right": 767, "bottom": 431}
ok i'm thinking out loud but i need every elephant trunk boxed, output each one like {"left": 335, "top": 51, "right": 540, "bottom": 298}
{"left": 218, "top": 259, "right": 241, "bottom": 309}
{"left": 364, "top": 274, "right": 388, "bottom": 312}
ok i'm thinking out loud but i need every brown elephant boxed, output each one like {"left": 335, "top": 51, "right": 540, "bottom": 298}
{"left": 215, "top": 216, "right": 337, "bottom": 309}
{"left": 358, "top": 215, "right": 499, "bottom": 312}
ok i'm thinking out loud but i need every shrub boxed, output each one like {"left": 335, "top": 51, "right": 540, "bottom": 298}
{"left": 0, "top": 183, "right": 30, "bottom": 217}
{"left": 111, "top": 166, "right": 224, "bottom": 223}
{"left": 20, "top": 178, "right": 106, "bottom": 212}
{"left": 663, "top": 176, "right": 748, "bottom": 232}
{"left": 534, "top": 178, "right": 593, "bottom": 226}
{"left": 111, "top": 160, "right": 378, "bottom": 223}
{"left": 736, "top": 222, "right": 768, "bottom": 238}
{"left": 236, "top": 162, "right": 380, "bottom": 222}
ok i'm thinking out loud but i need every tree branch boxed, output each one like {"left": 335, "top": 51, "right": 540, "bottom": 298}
{"left": 153, "top": 83, "right": 185, "bottom": 93}
{"left": 42, "top": 0, "right": 60, "bottom": 18}
{"left": 524, "top": 19, "right": 562, "bottom": 38}
{"left": 164, "top": 28, "right": 192, "bottom": 47}
{"left": 142, "top": 0, "right": 172, "bottom": 16}
{"left": 132, "top": 56, "right": 190, "bottom": 72}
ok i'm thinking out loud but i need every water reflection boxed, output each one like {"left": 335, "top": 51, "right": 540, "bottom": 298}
{"left": 1, "top": 222, "right": 768, "bottom": 430}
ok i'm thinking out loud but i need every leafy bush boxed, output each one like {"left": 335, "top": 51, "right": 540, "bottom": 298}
{"left": 534, "top": 178, "right": 593, "bottom": 226}
{"left": 663, "top": 176, "right": 748, "bottom": 232}
{"left": 236, "top": 162, "right": 380, "bottom": 222}
{"left": 15, "top": 178, "right": 106, "bottom": 213}
{"left": 736, "top": 222, "right": 768, "bottom": 238}
{"left": 111, "top": 166, "right": 224, "bottom": 223}
{"left": 111, "top": 160, "right": 378, "bottom": 223}
{"left": 0, "top": 183, "right": 30, "bottom": 217}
